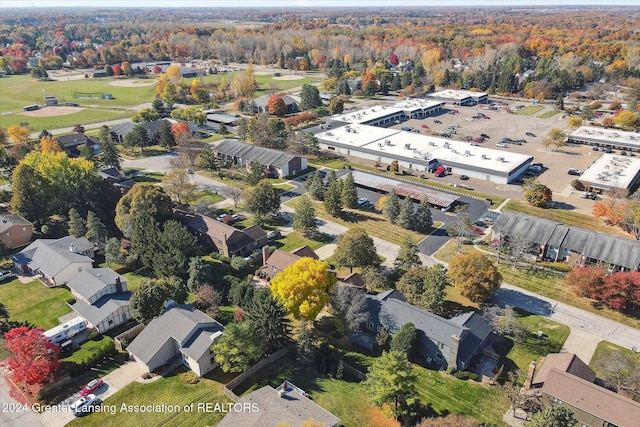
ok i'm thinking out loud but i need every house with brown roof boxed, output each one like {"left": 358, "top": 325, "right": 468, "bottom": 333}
{"left": 258, "top": 246, "right": 319, "bottom": 280}
{"left": 175, "top": 211, "right": 266, "bottom": 257}
{"left": 0, "top": 214, "right": 33, "bottom": 249}
{"left": 526, "top": 353, "right": 596, "bottom": 389}
{"left": 539, "top": 368, "right": 640, "bottom": 427}
{"left": 338, "top": 272, "right": 365, "bottom": 289}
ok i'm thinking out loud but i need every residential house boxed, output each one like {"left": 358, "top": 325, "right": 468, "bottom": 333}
{"left": 127, "top": 304, "right": 224, "bottom": 376}
{"left": 337, "top": 272, "right": 365, "bottom": 289}
{"left": 97, "top": 167, "right": 136, "bottom": 193}
{"left": 67, "top": 268, "right": 132, "bottom": 333}
{"left": 12, "top": 236, "right": 94, "bottom": 287}
{"left": 217, "top": 383, "right": 340, "bottom": 427}
{"left": 56, "top": 133, "right": 100, "bottom": 157}
{"left": 213, "top": 139, "right": 307, "bottom": 179}
{"left": 174, "top": 210, "right": 267, "bottom": 257}
{"left": 493, "top": 212, "right": 640, "bottom": 271}
{"left": 357, "top": 290, "right": 492, "bottom": 370}
{"left": 525, "top": 353, "right": 596, "bottom": 389}
{"left": 254, "top": 94, "right": 300, "bottom": 114}
{"left": 257, "top": 245, "right": 319, "bottom": 281}
{"left": 538, "top": 368, "right": 640, "bottom": 427}
{"left": 110, "top": 118, "right": 198, "bottom": 144}
{"left": 0, "top": 214, "right": 33, "bottom": 249}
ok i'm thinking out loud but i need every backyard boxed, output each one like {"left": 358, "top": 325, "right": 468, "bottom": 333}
{"left": 0, "top": 278, "right": 73, "bottom": 329}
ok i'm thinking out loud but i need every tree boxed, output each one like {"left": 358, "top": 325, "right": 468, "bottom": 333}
{"left": 267, "top": 94, "right": 287, "bottom": 116}
{"left": 396, "top": 265, "right": 448, "bottom": 315}
{"left": 124, "top": 124, "right": 149, "bottom": 154}
{"left": 40, "top": 135, "right": 62, "bottom": 153}
{"left": 528, "top": 405, "right": 577, "bottom": 427}
{"left": 151, "top": 220, "right": 197, "bottom": 278}
{"left": 341, "top": 172, "right": 358, "bottom": 209}
{"left": 507, "top": 230, "right": 533, "bottom": 268}
{"left": 4, "top": 326, "right": 60, "bottom": 386}
{"left": 0, "top": 302, "right": 9, "bottom": 322}
{"left": 115, "top": 183, "right": 172, "bottom": 238}
{"left": 365, "top": 350, "right": 418, "bottom": 420}
{"left": 524, "top": 182, "right": 552, "bottom": 207}
{"left": 613, "top": 111, "right": 640, "bottom": 131}
{"left": 68, "top": 207, "right": 86, "bottom": 237}
{"left": 416, "top": 414, "right": 481, "bottom": 427}
{"left": 193, "top": 285, "right": 220, "bottom": 318}
{"left": 130, "top": 277, "right": 188, "bottom": 324}
{"left": 394, "top": 237, "right": 422, "bottom": 275}
{"left": 246, "top": 162, "right": 265, "bottom": 186}
{"left": 333, "top": 228, "right": 380, "bottom": 272}
{"left": 390, "top": 323, "right": 418, "bottom": 358}
{"left": 307, "top": 171, "right": 325, "bottom": 201}
{"left": 446, "top": 206, "right": 473, "bottom": 252}
{"left": 548, "top": 128, "right": 567, "bottom": 151}
{"left": 361, "top": 266, "right": 388, "bottom": 293}
{"left": 85, "top": 211, "right": 106, "bottom": 246}
{"left": 224, "top": 185, "right": 243, "bottom": 208}
{"left": 594, "top": 350, "right": 640, "bottom": 402}
{"left": 7, "top": 125, "right": 30, "bottom": 143}
{"left": 162, "top": 169, "right": 196, "bottom": 204}
{"left": 448, "top": 253, "right": 502, "bottom": 305}
{"left": 104, "top": 237, "right": 123, "bottom": 266}
{"left": 323, "top": 175, "right": 343, "bottom": 217}
{"left": 231, "top": 64, "right": 258, "bottom": 99}
{"left": 330, "top": 287, "right": 368, "bottom": 334}
{"left": 383, "top": 189, "right": 400, "bottom": 222}
{"left": 98, "top": 138, "right": 120, "bottom": 169}
{"left": 390, "top": 159, "right": 400, "bottom": 174}
{"left": 132, "top": 108, "right": 160, "bottom": 123}
{"left": 568, "top": 116, "right": 583, "bottom": 129}
{"left": 293, "top": 195, "right": 318, "bottom": 237}
{"left": 565, "top": 265, "right": 607, "bottom": 299}
{"left": 271, "top": 257, "right": 336, "bottom": 321}
{"left": 328, "top": 97, "right": 344, "bottom": 114}
{"left": 170, "top": 107, "right": 206, "bottom": 125}
{"left": 171, "top": 122, "right": 191, "bottom": 145}
{"left": 198, "top": 146, "right": 218, "bottom": 173}
{"left": 213, "top": 321, "right": 264, "bottom": 373}
{"left": 300, "top": 84, "right": 322, "bottom": 111}
{"left": 245, "top": 289, "right": 292, "bottom": 355}
{"left": 621, "top": 199, "right": 640, "bottom": 240}
{"left": 158, "top": 120, "right": 176, "bottom": 151}
{"left": 245, "top": 180, "right": 280, "bottom": 225}
{"left": 413, "top": 198, "right": 433, "bottom": 233}
{"left": 396, "top": 195, "right": 415, "bottom": 229}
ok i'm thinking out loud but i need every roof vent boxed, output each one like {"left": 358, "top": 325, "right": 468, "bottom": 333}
{"left": 481, "top": 154, "right": 487, "bottom": 159}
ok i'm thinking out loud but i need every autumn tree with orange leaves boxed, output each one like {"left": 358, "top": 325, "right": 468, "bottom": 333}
{"left": 39, "top": 135, "right": 62, "bottom": 153}
{"left": 267, "top": 94, "right": 287, "bottom": 116}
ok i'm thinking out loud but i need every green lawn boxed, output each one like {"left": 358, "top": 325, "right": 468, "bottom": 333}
{"left": 122, "top": 272, "right": 148, "bottom": 292}
{"left": 538, "top": 109, "right": 562, "bottom": 118}
{"left": 272, "top": 230, "right": 332, "bottom": 252}
{"left": 589, "top": 341, "right": 640, "bottom": 381}
{"left": 63, "top": 335, "right": 115, "bottom": 365}
{"left": 514, "top": 105, "right": 545, "bottom": 115}
{"left": 67, "top": 369, "right": 232, "bottom": 427}
{"left": 132, "top": 171, "right": 165, "bottom": 183}
{"left": 0, "top": 279, "right": 73, "bottom": 329}
{"left": 188, "top": 190, "right": 226, "bottom": 206}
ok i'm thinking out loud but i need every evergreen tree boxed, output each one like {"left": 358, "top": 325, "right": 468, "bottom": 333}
{"left": 308, "top": 171, "right": 325, "bottom": 201}
{"left": 68, "top": 208, "right": 86, "bottom": 237}
{"left": 556, "top": 94, "right": 565, "bottom": 110}
{"left": 104, "top": 237, "right": 123, "bottom": 266}
{"left": 158, "top": 120, "right": 176, "bottom": 151}
{"left": 324, "top": 176, "right": 343, "bottom": 217}
{"left": 383, "top": 189, "right": 400, "bottom": 222}
{"left": 198, "top": 146, "right": 218, "bottom": 172}
{"left": 85, "top": 211, "right": 106, "bottom": 245}
{"left": 337, "top": 78, "right": 351, "bottom": 95}
{"left": 293, "top": 195, "right": 318, "bottom": 237}
{"left": 394, "top": 237, "right": 422, "bottom": 275}
{"left": 341, "top": 172, "right": 358, "bottom": 209}
{"left": 396, "top": 195, "right": 414, "bottom": 229}
{"left": 98, "top": 138, "right": 120, "bottom": 170}
{"left": 391, "top": 73, "right": 402, "bottom": 91}
{"left": 246, "top": 162, "right": 265, "bottom": 186}
{"left": 413, "top": 198, "right": 433, "bottom": 233}
{"left": 79, "top": 142, "right": 95, "bottom": 161}
{"left": 151, "top": 98, "right": 166, "bottom": 118}
{"left": 246, "top": 180, "right": 281, "bottom": 225}
{"left": 300, "top": 84, "right": 322, "bottom": 111}
{"left": 245, "top": 289, "right": 292, "bottom": 355}
{"left": 401, "top": 70, "right": 413, "bottom": 88}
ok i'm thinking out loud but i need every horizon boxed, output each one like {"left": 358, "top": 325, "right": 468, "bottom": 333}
{"left": 2, "top": 0, "right": 639, "bottom": 8}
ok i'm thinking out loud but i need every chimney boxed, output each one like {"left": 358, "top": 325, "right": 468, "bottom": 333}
{"left": 69, "top": 243, "right": 78, "bottom": 253}
{"left": 262, "top": 245, "right": 271, "bottom": 265}
{"left": 524, "top": 360, "right": 537, "bottom": 390}
{"left": 449, "top": 335, "right": 461, "bottom": 370}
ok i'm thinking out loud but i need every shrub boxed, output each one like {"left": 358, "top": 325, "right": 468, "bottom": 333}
{"left": 142, "top": 372, "right": 153, "bottom": 380}
{"left": 65, "top": 297, "right": 77, "bottom": 305}
{"left": 87, "top": 330, "right": 99, "bottom": 340}
{"left": 178, "top": 371, "right": 200, "bottom": 384}
{"left": 36, "top": 376, "right": 73, "bottom": 404}
{"left": 469, "top": 372, "right": 479, "bottom": 381}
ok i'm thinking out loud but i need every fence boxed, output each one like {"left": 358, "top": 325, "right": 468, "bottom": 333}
{"left": 114, "top": 323, "right": 145, "bottom": 351}
{"left": 223, "top": 347, "right": 290, "bottom": 402}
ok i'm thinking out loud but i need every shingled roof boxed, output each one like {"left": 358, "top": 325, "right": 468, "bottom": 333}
{"left": 214, "top": 139, "right": 298, "bottom": 169}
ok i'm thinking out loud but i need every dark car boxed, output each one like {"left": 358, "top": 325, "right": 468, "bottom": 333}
{"left": 0, "top": 269, "right": 15, "bottom": 282}
{"left": 480, "top": 133, "right": 490, "bottom": 139}
{"left": 460, "top": 175, "right": 469, "bottom": 180}
{"left": 567, "top": 168, "right": 581, "bottom": 176}
{"left": 434, "top": 119, "right": 442, "bottom": 124}
{"left": 525, "top": 132, "right": 536, "bottom": 137}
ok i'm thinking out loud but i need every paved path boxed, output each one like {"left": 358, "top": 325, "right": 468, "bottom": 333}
{"left": 0, "top": 368, "right": 43, "bottom": 427}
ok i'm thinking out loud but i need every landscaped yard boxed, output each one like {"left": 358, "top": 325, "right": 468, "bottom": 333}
{"left": 514, "top": 105, "right": 545, "bottom": 115}
{"left": 538, "top": 109, "right": 562, "bottom": 118}
{"left": 188, "top": 190, "right": 226, "bottom": 206}
{"left": 122, "top": 272, "right": 148, "bottom": 292}
{"left": 0, "top": 279, "right": 73, "bottom": 329}
{"left": 433, "top": 239, "right": 640, "bottom": 330}
{"left": 273, "top": 230, "right": 332, "bottom": 252}
{"left": 63, "top": 336, "right": 116, "bottom": 365}
{"left": 67, "top": 369, "right": 233, "bottom": 427}
{"left": 589, "top": 340, "right": 640, "bottom": 381}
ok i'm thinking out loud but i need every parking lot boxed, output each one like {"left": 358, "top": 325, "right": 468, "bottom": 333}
{"left": 385, "top": 99, "right": 611, "bottom": 215}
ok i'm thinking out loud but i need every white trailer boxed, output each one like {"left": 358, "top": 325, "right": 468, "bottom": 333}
{"left": 43, "top": 317, "right": 87, "bottom": 344}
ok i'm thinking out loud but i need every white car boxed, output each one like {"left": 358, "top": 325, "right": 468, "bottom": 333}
{"left": 357, "top": 198, "right": 369, "bottom": 205}
{"left": 496, "top": 143, "right": 508, "bottom": 148}
{"left": 465, "top": 118, "right": 475, "bottom": 122}
{"left": 528, "top": 165, "right": 542, "bottom": 173}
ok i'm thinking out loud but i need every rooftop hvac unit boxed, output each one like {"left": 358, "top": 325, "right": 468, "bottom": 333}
{"left": 481, "top": 154, "right": 487, "bottom": 159}
{"left": 326, "top": 131, "right": 333, "bottom": 136}
{"left": 371, "top": 108, "right": 376, "bottom": 112}
{"left": 444, "top": 142, "right": 450, "bottom": 148}
{"left": 452, "top": 149, "right": 458, "bottom": 154}
{"left": 428, "top": 141, "right": 435, "bottom": 146}
{"left": 405, "top": 143, "right": 411, "bottom": 149}
{"left": 385, "top": 140, "right": 391, "bottom": 145}
{"left": 465, "top": 150, "right": 471, "bottom": 156}
{"left": 497, "top": 156, "right": 504, "bottom": 162}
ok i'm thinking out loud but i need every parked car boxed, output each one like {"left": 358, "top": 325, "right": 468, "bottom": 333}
{"left": 460, "top": 175, "right": 469, "bottom": 180}
{"left": 496, "top": 143, "right": 508, "bottom": 148}
{"left": 80, "top": 379, "right": 104, "bottom": 397}
{"left": 481, "top": 115, "right": 491, "bottom": 119}
{"left": 604, "top": 148, "right": 613, "bottom": 153}
{"left": 401, "top": 126, "right": 412, "bottom": 131}
{"left": 567, "top": 168, "right": 581, "bottom": 176}
{"left": 267, "top": 230, "right": 281, "bottom": 240}
{"left": 231, "top": 214, "right": 240, "bottom": 221}
{"left": 73, "top": 394, "right": 102, "bottom": 417}
{"left": 0, "top": 269, "right": 16, "bottom": 282}
{"left": 528, "top": 165, "right": 542, "bottom": 173}
{"left": 473, "top": 137, "right": 484, "bottom": 143}
{"left": 480, "top": 133, "right": 490, "bottom": 139}
{"left": 525, "top": 132, "right": 536, "bottom": 137}
{"left": 433, "top": 119, "right": 442, "bottom": 124}
{"left": 465, "top": 118, "right": 475, "bottom": 122}
{"left": 581, "top": 192, "right": 597, "bottom": 200}
{"left": 357, "top": 197, "right": 369, "bottom": 205}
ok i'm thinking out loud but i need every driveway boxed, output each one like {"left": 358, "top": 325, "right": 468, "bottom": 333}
{"left": 38, "top": 361, "right": 144, "bottom": 427}
{"left": 0, "top": 368, "right": 43, "bottom": 427}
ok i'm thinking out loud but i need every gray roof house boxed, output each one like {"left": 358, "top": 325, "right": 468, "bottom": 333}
{"left": 254, "top": 94, "right": 300, "bottom": 114}
{"left": 56, "top": 133, "right": 100, "bottom": 157}
{"left": 127, "top": 304, "right": 224, "bottom": 376}
{"left": 356, "top": 290, "right": 492, "bottom": 370}
{"left": 110, "top": 118, "right": 197, "bottom": 144}
{"left": 493, "top": 212, "right": 640, "bottom": 271}
{"left": 213, "top": 139, "right": 307, "bottom": 178}
{"left": 67, "top": 268, "right": 132, "bottom": 333}
{"left": 12, "top": 236, "right": 94, "bottom": 287}
{"left": 217, "top": 383, "right": 340, "bottom": 427}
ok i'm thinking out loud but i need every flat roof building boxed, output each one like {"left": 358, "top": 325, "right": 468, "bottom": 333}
{"left": 568, "top": 126, "right": 640, "bottom": 152}
{"left": 329, "top": 99, "right": 445, "bottom": 126}
{"left": 578, "top": 153, "right": 640, "bottom": 192}
{"left": 427, "top": 89, "right": 488, "bottom": 105}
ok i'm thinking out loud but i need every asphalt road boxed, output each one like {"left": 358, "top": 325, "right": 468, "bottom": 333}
{"left": 0, "top": 369, "right": 43, "bottom": 427}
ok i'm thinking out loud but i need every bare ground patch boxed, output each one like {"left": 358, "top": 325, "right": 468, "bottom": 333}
{"left": 20, "top": 106, "right": 85, "bottom": 117}
{"left": 108, "top": 79, "right": 156, "bottom": 87}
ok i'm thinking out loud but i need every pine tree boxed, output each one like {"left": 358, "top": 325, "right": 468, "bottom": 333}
{"left": 341, "top": 172, "right": 358, "bottom": 209}
{"left": 394, "top": 237, "right": 422, "bottom": 275}
{"left": 383, "top": 189, "right": 400, "bottom": 222}
{"left": 68, "top": 208, "right": 86, "bottom": 237}
{"left": 85, "top": 211, "right": 106, "bottom": 245}
{"left": 396, "top": 195, "right": 414, "bottom": 229}
{"left": 98, "top": 138, "right": 120, "bottom": 170}
{"left": 324, "top": 178, "right": 343, "bottom": 217}
{"left": 391, "top": 73, "right": 402, "bottom": 91}
{"left": 158, "top": 120, "right": 176, "bottom": 151}
{"left": 293, "top": 195, "right": 318, "bottom": 237}
{"left": 308, "top": 171, "right": 325, "bottom": 201}
{"left": 413, "top": 198, "right": 433, "bottom": 233}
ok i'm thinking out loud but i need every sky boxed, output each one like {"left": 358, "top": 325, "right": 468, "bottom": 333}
{"left": 1, "top": 0, "right": 639, "bottom": 8}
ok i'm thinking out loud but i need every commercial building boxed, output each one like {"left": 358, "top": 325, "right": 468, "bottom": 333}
{"left": 578, "top": 153, "right": 640, "bottom": 193}
{"left": 568, "top": 126, "right": 640, "bottom": 152}
{"left": 316, "top": 102, "right": 532, "bottom": 184}
{"left": 427, "top": 89, "right": 488, "bottom": 105}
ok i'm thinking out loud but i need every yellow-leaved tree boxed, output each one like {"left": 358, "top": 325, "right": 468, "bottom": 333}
{"left": 40, "top": 135, "right": 62, "bottom": 153}
{"left": 271, "top": 257, "right": 336, "bottom": 322}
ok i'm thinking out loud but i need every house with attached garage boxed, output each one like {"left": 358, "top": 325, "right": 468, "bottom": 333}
{"left": 67, "top": 267, "right": 132, "bottom": 333}
{"left": 0, "top": 213, "right": 34, "bottom": 249}
{"left": 213, "top": 139, "right": 307, "bottom": 179}
{"left": 355, "top": 290, "right": 492, "bottom": 370}
{"left": 127, "top": 304, "right": 224, "bottom": 376}
{"left": 12, "top": 236, "right": 94, "bottom": 287}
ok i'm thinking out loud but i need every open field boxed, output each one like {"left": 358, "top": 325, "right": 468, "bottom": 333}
{"left": 0, "top": 279, "right": 72, "bottom": 329}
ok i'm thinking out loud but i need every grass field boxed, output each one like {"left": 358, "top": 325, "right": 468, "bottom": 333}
{"left": 502, "top": 199, "right": 632, "bottom": 237}
{"left": 515, "top": 105, "right": 545, "bottom": 116}
{"left": 538, "top": 109, "right": 563, "bottom": 118}
{"left": 62, "top": 335, "right": 116, "bottom": 364}
{"left": 285, "top": 199, "right": 426, "bottom": 246}
{"left": 272, "top": 230, "right": 332, "bottom": 252}
{"left": 122, "top": 272, "right": 148, "bottom": 292}
{"left": 188, "top": 190, "right": 226, "bottom": 206}
{"left": 67, "top": 369, "right": 232, "bottom": 427}
{"left": 589, "top": 340, "right": 640, "bottom": 381}
{"left": 0, "top": 279, "right": 72, "bottom": 329}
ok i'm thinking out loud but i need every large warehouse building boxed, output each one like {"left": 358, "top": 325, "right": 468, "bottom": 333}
{"left": 427, "top": 89, "right": 489, "bottom": 105}
{"left": 568, "top": 126, "right": 640, "bottom": 152}
{"left": 316, "top": 101, "right": 532, "bottom": 184}
{"left": 578, "top": 153, "right": 640, "bottom": 193}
